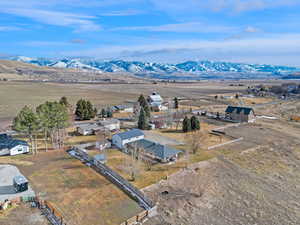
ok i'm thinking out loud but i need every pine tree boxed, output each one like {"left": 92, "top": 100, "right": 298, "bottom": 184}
{"left": 59, "top": 96, "right": 69, "bottom": 107}
{"left": 138, "top": 107, "right": 148, "bottom": 130}
{"left": 101, "top": 108, "right": 106, "bottom": 118}
{"left": 138, "top": 94, "right": 147, "bottom": 108}
{"left": 106, "top": 110, "right": 113, "bottom": 118}
{"left": 13, "top": 106, "right": 39, "bottom": 154}
{"left": 191, "top": 116, "right": 197, "bottom": 131}
{"left": 195, "top": 117, "right": 200, "bottom": 130}
{"left": 75, "top": 99, "right": 96, "bottom": 120}
{"left": 182, "top": 116, "right": 191, "bottom": 133}
{"left": 174, "top": 97, "right": 179, "bottom": 109}
{"left": 143, "top": 103, "right": 151, "bottom": 118}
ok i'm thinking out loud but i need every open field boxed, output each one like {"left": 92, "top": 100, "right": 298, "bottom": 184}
{"left": 1, "top": 80, "right": 300, "bottom": 225}
{"left": 0, "top": 151, "right": 142, "bottom": 225}
{"left": 0, "top": 203, "right": 50, "bottom": 225}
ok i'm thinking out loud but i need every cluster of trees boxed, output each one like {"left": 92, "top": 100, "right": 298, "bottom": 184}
{"left": 137, "top": 95, "right": 151, "bottom": 130}
{"left": 182, "top": 116, "right": 200, "bottom": 133}
{"left": 75, "top": 99, "right": 97, "bottom": 120}
{"left": 13, "top": 97, "right": 69, "bottom": 154}
{"left": 100, "top": 108, "right": 113, "bottom": 118}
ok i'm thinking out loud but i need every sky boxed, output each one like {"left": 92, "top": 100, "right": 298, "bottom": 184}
{"left": 0, "top": 0, "right": 300, "bottom": 66}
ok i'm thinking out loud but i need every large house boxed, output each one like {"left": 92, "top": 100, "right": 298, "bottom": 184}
{"left": 147, "top": 92, "right": 165, "bottom": 111}
{"left": 112, "top": 129, "right": 145, "bottom": 149}
{"left": 0, "top": 134, "right": 29, "bottom": 156}
{"left": 130, "top": 139, "right": 182, "bottom": 163}
{"left": 225, "top": 106, "right": 255, "bottom": 123}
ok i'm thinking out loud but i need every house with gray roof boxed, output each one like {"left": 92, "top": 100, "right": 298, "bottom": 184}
{"left": 112, "top": 129, "right": 144, "bottom": 149}
{"left": 0, "top": 134, "right": 29, "bottom": 156}
{"left": 130, "top": 139, "right": 182, "bottom": 163}
{"left": 225, "top": 106, "right": 255, "bottom": 123}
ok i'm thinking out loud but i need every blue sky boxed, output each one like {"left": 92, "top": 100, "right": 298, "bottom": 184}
{"left": 1, "top": 0, "right": 300, "bottom": 65}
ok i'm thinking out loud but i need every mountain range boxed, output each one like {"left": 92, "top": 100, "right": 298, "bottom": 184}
{"left": 9, "top": 56, "right": 300, "bottom": 80}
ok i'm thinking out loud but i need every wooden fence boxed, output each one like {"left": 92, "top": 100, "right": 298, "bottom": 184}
{"left": 120, "top": 210, "right": 149, "bottom": 225}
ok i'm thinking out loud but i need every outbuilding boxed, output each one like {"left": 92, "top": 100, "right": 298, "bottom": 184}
{"left": 13, "top": 175, "right": 29, "bottom": 193}
{"left": 225, "top": 106, "right": 255, "bottom": 123}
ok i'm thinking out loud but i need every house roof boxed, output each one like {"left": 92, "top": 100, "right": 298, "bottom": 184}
{"left": 148, "top": 93, "right": 163, "bottom": 103}
{"left": 114, "top": 129, "right": 144, "bottom": 141}
{"left": 77, "top": 123, "right": 103, "bottom": 131}
{"left": 0, "top": 135, "right": 28, "bottom": 150}
{"left": 132, "top": 139, "right": 182, "bottom": 161}
{"left": 225, "top": 106, "right": 254, "bottom": 115}
{"left": 99, "top": 119, "right": 120, "bottom": 126}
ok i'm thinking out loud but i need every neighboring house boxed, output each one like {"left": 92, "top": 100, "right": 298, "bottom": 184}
{"left": 225, "top": 106, "right": 256, "bottom": 123}
{"left": 130, "top": 139, "right": 182, "bottom": 163}
{"left": 98, "top": 119, "right": 120, "bottom": 131}
{"left": 96, "top": 140, "right": 111, "bottom": 151}
{"left": 76, "top": 123, "right": 104, "bottom": 136}
{"left": 112, "top": 105, "right": 134, "bottom": 113}
{"left": 112, "top": 129, "right": 144, "bottom": 149}
{"left": 0, "top": 134, "right": 29, "bottom": 156}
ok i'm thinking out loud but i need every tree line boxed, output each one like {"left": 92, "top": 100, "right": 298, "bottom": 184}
{"left": 13, "top": 97, "right": 70, "bottom": 154}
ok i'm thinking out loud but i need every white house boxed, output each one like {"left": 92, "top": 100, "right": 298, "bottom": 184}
{"left": 147, "top": 92, "right": 164, "bottom": 111}
{"left": 0, "top": 134, "right": 29, "bottom": 156}
{"left": 112, "top": 129, "right": 144, "bottom": 149}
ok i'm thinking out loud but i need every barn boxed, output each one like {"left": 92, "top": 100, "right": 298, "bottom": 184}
{"left": 225, "top": 106, "right": 256, "bottom": 123}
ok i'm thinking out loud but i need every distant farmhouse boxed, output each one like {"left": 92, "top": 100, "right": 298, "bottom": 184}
{"left": 111, "top": 105, "right": 134, "bottom": 113}
{"left": 147, "top": 92, "right": 167, "bottom": 111}
{"left": 77, "top": 119, "right": 120, "bottom": 136}
{"left": 112, "top": 129, "right": 145, "bottom": 149}
{"left": 130, "top": 139, "right": 182, "bottom": 163}
{"left": 0, "top": 134, "right": 29, "bottom": 156}
{"left": 225, "top": 106, "right": 255, "bottom": 123}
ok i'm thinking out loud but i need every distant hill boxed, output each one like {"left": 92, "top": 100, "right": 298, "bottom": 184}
{"left": 4, "top": 56, "right": 300, "bottom": 80}
{"left": 11, "top": 56, "right": 300, "bottom": 75}
{"left": 0, "top": 59, "right": 145, "bottom": 82}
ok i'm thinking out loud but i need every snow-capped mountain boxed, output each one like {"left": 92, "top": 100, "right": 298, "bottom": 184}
{"left": 10, "top": 56, "right": 300, "bottom": 76}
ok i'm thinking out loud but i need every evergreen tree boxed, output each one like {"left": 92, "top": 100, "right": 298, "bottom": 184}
{"left": 59, "top": 96, "right": 69, "bottom": 107}
{"left": 174, "top": 97, "right": 179, "bottom": 109}
{"left": 143, "top": 103, "right": 151, "bottom": 118}
{"left": 75, "top": 99, "right": 96, "bottom": 120}
{"left": 182, "top": 116, "right": 191, "bottom": 133}
{"left": 138, "top": 107, "right": 148, "bottom": 130}
{"left": 101, "top": 108, "right": 106, "bottom": 118}
{"left": 106, "top": 110, "right": 113, "bottom": 118}
{"left": 191, "top": 116, "right": 197, "bottom": 131}
{"left": 195, "top": 117, "right": 200, "bottom": 130}
{"left": 138, "top": 94, "right": 147, "bottom": 108}
{"left": 13, "top": 106, "right": 39, "bottom": 153}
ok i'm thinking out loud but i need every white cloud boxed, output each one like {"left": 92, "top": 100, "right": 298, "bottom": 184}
{"left": 112, "top": 22, "right": 236, "bottom": 33}
{"left": 100, "top": 9, "right": 143, "bottom": 16}
{"left": 2, "top": 8, "right": 101, "bottom": 32}
{"left": 0, "top": 26, "right": 22, "bottom": 31}
{"left": 149, "top": 0, "right": 300, "bottom": 13}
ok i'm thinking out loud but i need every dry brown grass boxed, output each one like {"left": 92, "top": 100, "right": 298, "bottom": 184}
{"left": 12, "top": 151, "right": 142, "bottom": 225}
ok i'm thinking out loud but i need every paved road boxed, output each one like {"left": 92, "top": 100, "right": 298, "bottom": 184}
{"left": 0, "top": 164, "right": 35, "bottom": 202}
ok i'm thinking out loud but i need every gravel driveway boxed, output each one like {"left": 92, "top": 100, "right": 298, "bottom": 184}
{"left": 0, "top": 164, "right": 35, "bottom": 202}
